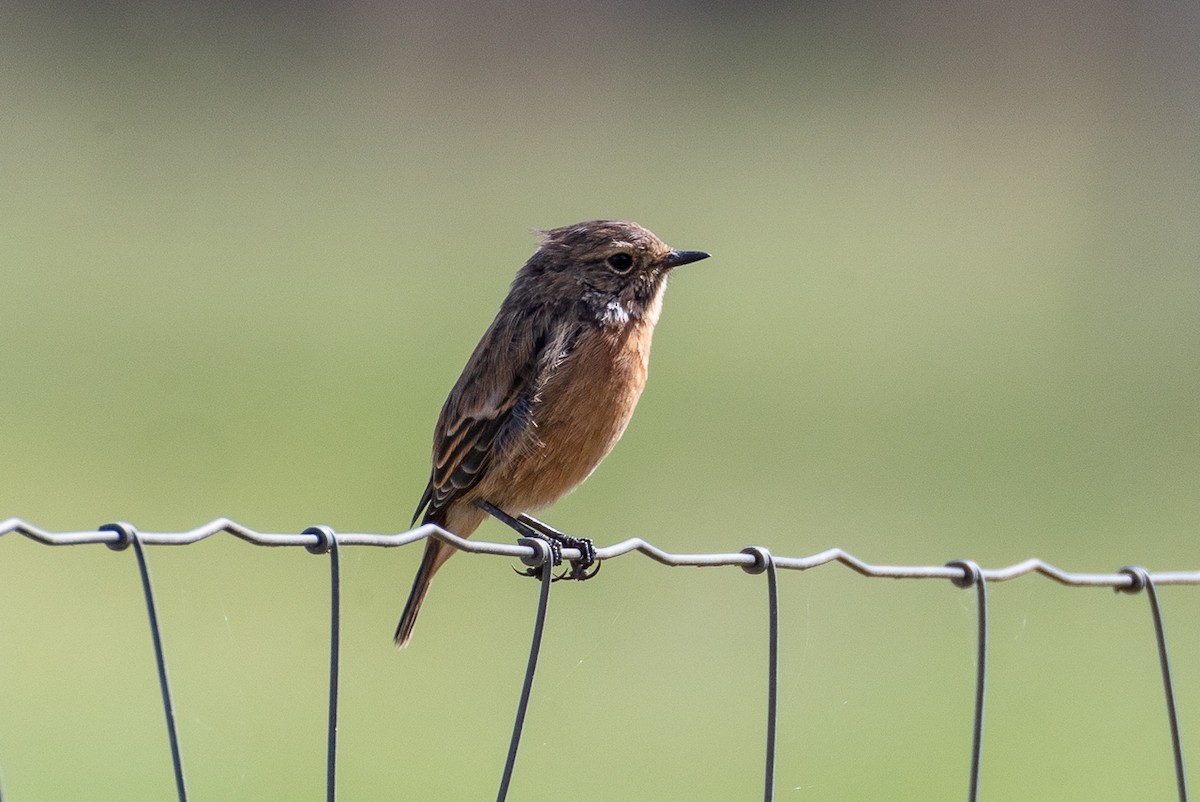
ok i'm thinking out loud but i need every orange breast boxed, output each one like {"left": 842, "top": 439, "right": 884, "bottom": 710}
{"left": 492, "top": 319, "right": 654, "bottom": 511}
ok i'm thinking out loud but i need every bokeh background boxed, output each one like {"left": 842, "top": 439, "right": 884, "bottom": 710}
{"left": 2, "top": 0, "right": 1198, "bottom": 798}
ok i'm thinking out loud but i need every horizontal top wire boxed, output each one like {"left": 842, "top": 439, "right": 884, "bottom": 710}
{"left": 2, "top": 517, "right": 1197, "bottom": 589}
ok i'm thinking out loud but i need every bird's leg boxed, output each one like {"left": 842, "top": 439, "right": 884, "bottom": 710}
{"left": 473, "top": 500, "right": 599, "bottom": 581}
{"left": 473, "top": 499, "right": 563, "bottom": 576}
{"left": 516, "top": 512, "right": 599, "bottom": 582}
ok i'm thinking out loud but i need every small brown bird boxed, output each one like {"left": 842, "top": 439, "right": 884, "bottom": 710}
{"left": 395, "top": 220, "right": 709, "bottom": 646}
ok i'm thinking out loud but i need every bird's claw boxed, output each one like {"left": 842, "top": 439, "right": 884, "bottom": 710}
{"left": 552, "top": 536, "right": 599, "bottom": 581}
{"left": 473, "top": 500, "right": 600, "bottom": 582}
{"left": 558, "top": 556, "right": 601, "bottom": 582}
{"left": 515, "top": 533, "right": 600, "bottom": 582}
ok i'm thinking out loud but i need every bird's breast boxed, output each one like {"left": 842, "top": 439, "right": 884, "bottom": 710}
{"left": 495, "top": 318, "right": 656, "bottom": 510}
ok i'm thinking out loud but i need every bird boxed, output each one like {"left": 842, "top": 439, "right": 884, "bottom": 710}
{"left": 395, "top": 220, "right": 709, "bottom": 646}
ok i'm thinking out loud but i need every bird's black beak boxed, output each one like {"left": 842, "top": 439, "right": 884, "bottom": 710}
{"left": 661, "top": 250, "right": 711, "bottom": 269}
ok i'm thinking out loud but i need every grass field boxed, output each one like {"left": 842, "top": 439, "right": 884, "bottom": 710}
{"left": 2, "top": 2, "right": 1198, "bottom": 798}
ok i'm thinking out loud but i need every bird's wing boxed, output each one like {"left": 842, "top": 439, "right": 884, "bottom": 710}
{"left": 412, "top": 319, "right": 577, "bottom": 526}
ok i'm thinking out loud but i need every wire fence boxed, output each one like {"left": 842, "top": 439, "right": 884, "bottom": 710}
{"left": 1, "top": 516, "right": 1196, "bottom": 802}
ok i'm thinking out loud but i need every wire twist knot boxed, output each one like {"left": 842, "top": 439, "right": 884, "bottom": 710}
{"left": 740, "top": 546, "right": 773, "bottom": 575}
{"left": 947, "top": 559, "right": 983, "bottom": 588}
{"left": 303, "top": 526, "right": 337, "bottom": 555}
{"left": 100, "top": 521, "right": 138, "bottom": 552}
{"left": 1117, "top": 565, "right": 1150, "bottom": 594}
{"left": 517, "top": 537, "right": 553, "bottom": 569}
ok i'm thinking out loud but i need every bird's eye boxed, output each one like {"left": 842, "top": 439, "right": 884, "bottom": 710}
{"left": 606, "top": 253, "right": 633, "bottom": 273}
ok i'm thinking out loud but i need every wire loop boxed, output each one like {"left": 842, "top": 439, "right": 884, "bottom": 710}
{"left": 517, "top": 536, "right": 552, "bottom": 568}
{"left": 303, "top": 525, "right": 336, "bottom": 555}
{"left": 1117, "top": 565, "right": 1149, "bottom": 594}
{"left": 100, "top": 520, "right": 136, "bottom": 551}
{"left": 741, "top": 545, "right": 772, "bottom": 575}
{"left": 947, "top": 559, "right": 982, "bottom": 588}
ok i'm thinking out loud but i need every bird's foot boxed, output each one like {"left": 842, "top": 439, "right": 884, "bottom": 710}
{"left": 515, "top": 512, "right": 599, "bottom": 581}
{"left": 474, "top": 500, "right": 600, "bottom": 581}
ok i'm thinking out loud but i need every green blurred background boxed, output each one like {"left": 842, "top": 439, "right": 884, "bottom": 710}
{"left": 2, "top": 0, "right": 1198, "bottom": 798}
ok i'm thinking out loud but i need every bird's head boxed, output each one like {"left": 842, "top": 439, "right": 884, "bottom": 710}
{"left": 518, "top": 220, "right": 709, "bottom": 327}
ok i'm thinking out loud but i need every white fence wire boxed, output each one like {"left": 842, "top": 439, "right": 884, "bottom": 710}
{"left": 0, "top": 516, "right": 1195, "bottom": 802}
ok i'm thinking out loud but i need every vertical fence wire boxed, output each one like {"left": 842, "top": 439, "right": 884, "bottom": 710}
{"left": 496, "top": 538, "right": 555, "bottom": 802}
{"left": 102, "top": 522, "right": 188, "bottom": 802}
{"left": 764, "top": 555, "right": 779, "bottom": 802}
{"left": 742, "top": 547, "right": 779, "bottom": 802}
{"left": 1120, "top": 566, "right": 1190, "bottom": 802}
{"left": 303, "top": 526, "right": 342, "bottom": 802}
{"left": 326, "top": 533, "right": 342, "bottom": 802}
{"left": 948, "top": 560, "right": 988, "bottom": 802}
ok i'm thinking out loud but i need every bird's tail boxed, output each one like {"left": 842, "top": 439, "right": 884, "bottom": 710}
{"left": 394, "top": 536, "right": 449, "bottom": 647}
